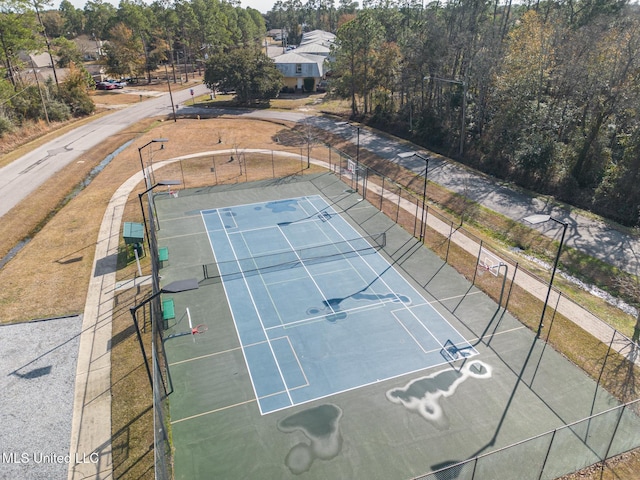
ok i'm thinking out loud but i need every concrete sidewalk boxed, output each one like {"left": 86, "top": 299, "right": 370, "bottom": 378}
{"left": 67, "top": 173, "right": 147, "bottom": 479}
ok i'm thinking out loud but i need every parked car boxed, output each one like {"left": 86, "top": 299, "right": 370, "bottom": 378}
{"left": 96, "top": 81, "right": 116, "bottom": 90}
{"left": 316, "top": 81, "right": 329, "bottom": 93}
{"left": 107, "top": 79, "right": 127, "bottom": 88}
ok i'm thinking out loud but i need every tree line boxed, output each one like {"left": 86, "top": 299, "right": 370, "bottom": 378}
{"left": 3, "top": 0, "right": 640, "bottom": 226}
{"left": 324, "top": 0, "right": 640, "bottom": 227}
{"left": 0, "top": 0, "right": 266, "bottom": 135}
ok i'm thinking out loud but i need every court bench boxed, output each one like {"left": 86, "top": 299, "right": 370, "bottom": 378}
{"left": 158, "top": 247, "right": 169, "bottom": 267}
{"left": 162, "top": 298, "right": 175, "bottom": 321}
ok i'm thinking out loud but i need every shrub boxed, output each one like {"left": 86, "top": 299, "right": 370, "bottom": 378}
{"left": 0, "top": 114, "right": 14, "bottom": 136}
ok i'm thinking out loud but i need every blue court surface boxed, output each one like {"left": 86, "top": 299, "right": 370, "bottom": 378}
{"left": 202, "top": 195, "right": 477, "bottom": 414}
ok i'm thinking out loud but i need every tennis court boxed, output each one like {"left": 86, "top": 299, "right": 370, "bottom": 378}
{"left": 200, "top": 195, "right": 477, "bottom": 414}
{"left": 154, "top": 173, "right": 640, "bottom": 480}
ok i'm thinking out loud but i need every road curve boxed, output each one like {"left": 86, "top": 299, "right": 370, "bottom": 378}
{"left": 2, "top": 87, "right": 638, "bottom": 276}
{"left": 0, "top": 83, "right": 211, "bottom": 218}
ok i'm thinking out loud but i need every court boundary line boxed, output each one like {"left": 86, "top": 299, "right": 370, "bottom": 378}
{"left": 158, "top": 231, "right": 209, "bottom": 242}
{"left": 305, "top": 196, "right": 476, "bottom": 357}
{"left": 168, "top": 346, "right": 242, "bottom": 367}
{"left": 214, "top": 208, "right": 295, "bottom": 413}
{"left": 264, "top": 300, "right": 390, "bottom": 332}
{"left": 391, "top": 309, "right": 440, "bottom": 355}
{"left": 202, "top": 195, "right": 479, "bottom": 415}
{"left": 270, "top": 335, "right": 310, "bottom": 389}
{"left": 170, "top": 398, "right": 256, "bottom": 425}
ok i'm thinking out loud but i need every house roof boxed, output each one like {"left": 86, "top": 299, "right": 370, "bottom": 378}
{"left": 273, "top": 52, "right": 325, "bottom": 64}
{"left": 299, "top": 30, "right": 335, "bottom": 49}
{"left": 294, "top": 43, "right": 330, "bottom": 55}
{"left": 18, "top": 51, "right": 53, "bottom": 68}
{"left": 273, "top": 52, "right": 327, "bottom": 77}
{"left": 301, "top": 30, "right": 335, "bottom": 42}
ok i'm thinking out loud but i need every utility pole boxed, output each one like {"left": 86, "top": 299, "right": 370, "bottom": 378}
{"left": 33, "top": 0, "right": 59, "bottom": 87}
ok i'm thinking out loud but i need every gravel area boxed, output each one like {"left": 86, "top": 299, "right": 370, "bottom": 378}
{"left": 0, "top": 315, "right": 82, "bottom": 480}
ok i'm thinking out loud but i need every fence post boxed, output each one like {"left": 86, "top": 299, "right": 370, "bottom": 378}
{"left": 503, "top": 262, "right": 518, "bottom": 312}
{"left": 594, "top": 330, "right": 617, "bottom": 413}
{"left": 471, "top": 456, "right": 479, "bottom": 479}
{"left": 543, "top": 290, "right": 562, "bottom": 343}
{"left": 445, "top": 220, "right": 454, "bottom": 263}
{"left": 473, "top": 240, "right": 483, "bottom": 285}
{"left": 414, "top": 198, "right": 420, "bottom": 237}
{"left": 363, "top": 167, "right": 368, "bottom": 200}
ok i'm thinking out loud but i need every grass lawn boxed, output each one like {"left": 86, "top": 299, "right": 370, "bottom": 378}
{"left": 1, "top": 92, "right": 638, "bottom": 479}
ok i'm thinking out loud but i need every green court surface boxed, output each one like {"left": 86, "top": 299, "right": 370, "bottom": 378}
{"left": 154, "top": 173, "right": 640, "bottom": 480}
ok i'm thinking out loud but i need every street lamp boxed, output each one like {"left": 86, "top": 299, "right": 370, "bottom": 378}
{"left": 523, "top": 214, "right": 569, "bottom": 338}
{"left": 336, "top": 122, "right": 361, "bottom": 192}
{"left": 398, "top": 151, "right": 429, "bottom": 241}
{"left": 138, "top": 180, "right": 181, "bottom": 251}
{"left": 138, "top": 139, "right": 169, "bottom": 184}
{"left": 425, "top": 76, "right": 467, "bottom": 157}
{"left": 129, "top": 278, "right": 200, "bottom": 388}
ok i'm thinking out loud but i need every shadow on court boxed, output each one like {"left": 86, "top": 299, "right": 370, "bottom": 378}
{"left": 153, "top": 173, "right": 640, "bottom": 480}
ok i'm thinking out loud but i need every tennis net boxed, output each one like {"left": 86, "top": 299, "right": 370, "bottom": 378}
{"left": 202, "top": 232, "right": 386, "bottom": 281}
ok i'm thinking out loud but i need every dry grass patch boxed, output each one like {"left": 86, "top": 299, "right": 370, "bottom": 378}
{"left": 111, "top": 285, "right": 155, "bottom": 480}
{"left": 0, "top": 116, "right": 315, "bottom": 325}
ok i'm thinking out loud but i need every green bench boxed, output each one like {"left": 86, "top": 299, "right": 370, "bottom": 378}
{"left": 162, "top": 298, "right": 175, "bottom": 321}
{"left": 158, "top": 247, "right": 169, "bottom": 267}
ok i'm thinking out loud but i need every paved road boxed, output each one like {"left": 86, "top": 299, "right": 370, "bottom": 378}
{"left": 2, "top": 87, "right": 637, "bottom": 277}
{"left": 0, "top": 83, "right": 211, "bottom": 218}
{"left": 177, "top": 103, "right": 640, "bottom": 278}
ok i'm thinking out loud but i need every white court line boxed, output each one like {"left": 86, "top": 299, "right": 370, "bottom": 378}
{"left": 470, "top": 325, "right": 528, "bottom": 343}
{"left": 159, "top": 231, "right": 208, "bottom": 241}
{"left": 276, "top": 225, "right": 334, "bottom": 313}
{"left": 270, "top": 335, "right": 310, "bottom": 388}
{"left": 168, "top": 346, "right": 242, "bottom": 367}
{"left": 264, "top": 300, "right": 390, "bottom": 332}
{"left": 170, "top": 398, "right": 256, "bottom": 425}
{"left": 306, "top": 196, "right": 474, "bottom": 354}
{"left": 391, "top": 310, "right": 434, "bottom": 354}
{"left": 217, "top": 209, "right": 294, "bottom": 412}
{"left": 217, "top": 208, "right": 239, "bottom": 230}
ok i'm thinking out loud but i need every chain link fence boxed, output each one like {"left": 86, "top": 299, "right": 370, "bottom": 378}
{"left": 326, "top": 148, "right": 640, "bottom": 479}
{"left": 141, "top": 145, "right": 639, "bottom": 479}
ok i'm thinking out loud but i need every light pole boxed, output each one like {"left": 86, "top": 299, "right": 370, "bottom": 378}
{"left": 138, "top": 180, "right": 181, "bottom": 250}
{"left": 336, "top": 122, "right": 361, "bottom": 192}
{"left": 138, "top": 139, "right": 169, "bottom": 185}
{"left": 523, "top": 214, "right": 569, "bottom": 338}
{"left": 398, "top": 151, "right": 429, "bottom": 241}
{"left": 129, "top": 278, "right": 199, "bottom": 388}
{"left": 425, "top": 75, "right": 467, "bottom": 157}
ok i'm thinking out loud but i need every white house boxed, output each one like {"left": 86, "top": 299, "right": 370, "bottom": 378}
{"left": 273, "top": 29, "right": 334, "bottom": 93}
{"left": 273, "top": 52, "right": 326, "bottom": 92}
{"left": 299, "top": 30, "right": 335, "bottom": 48}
